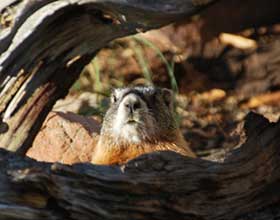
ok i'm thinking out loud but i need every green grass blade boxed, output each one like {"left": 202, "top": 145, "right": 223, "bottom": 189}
{"left": 133, "top": 35, "right": 178, "bottom": 93}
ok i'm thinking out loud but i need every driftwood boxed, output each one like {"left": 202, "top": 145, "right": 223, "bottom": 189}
{"left": 0, "top": 113, "right": 280, "bottom": 220}
{"left": 0, "top": 0, "right": 280, "bottom": 219}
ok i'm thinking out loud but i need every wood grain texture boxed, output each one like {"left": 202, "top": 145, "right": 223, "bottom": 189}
{"left": 0, "top": 113, "right": 279, "bottom": 220}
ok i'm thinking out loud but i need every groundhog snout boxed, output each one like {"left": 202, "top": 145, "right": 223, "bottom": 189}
{"left": 121, "top": 94, "right": 143, "bottom": 115}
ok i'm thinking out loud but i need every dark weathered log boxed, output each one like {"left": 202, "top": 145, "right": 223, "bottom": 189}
{"left": 0, "top": 0, "right": 216, "bottom": 153}
{"left": 0, "top": 113, "right": 279, "bottom": 220}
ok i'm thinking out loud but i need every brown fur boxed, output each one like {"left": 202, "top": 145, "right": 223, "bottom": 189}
{"left": 92, "top": 129, "right": 195, "bottom": 165}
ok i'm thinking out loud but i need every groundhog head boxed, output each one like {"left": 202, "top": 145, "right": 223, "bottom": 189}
{"left": 92, "top": 86, "right": 195, "bottom": 165}
{"left": 100, "top": 86, "right": 178, "bottom": 144}
{"left": 101, "top": 87, "right": 177, "bottom": 143}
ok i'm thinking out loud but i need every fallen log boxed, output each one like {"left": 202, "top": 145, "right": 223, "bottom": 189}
{"left": 0, "top": 113, "right": 280, "bottom": 220}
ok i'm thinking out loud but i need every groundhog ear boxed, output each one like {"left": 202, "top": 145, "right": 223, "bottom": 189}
{"left": 162, "top": 88, "right": 174, "bottom": 109}
{"left": 110, "top": 89, "right": 118, "bottom": 104}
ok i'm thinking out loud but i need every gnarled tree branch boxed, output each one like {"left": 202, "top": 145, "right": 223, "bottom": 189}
{"left": 0, "top": 113, "right": 280, "bottom": 220}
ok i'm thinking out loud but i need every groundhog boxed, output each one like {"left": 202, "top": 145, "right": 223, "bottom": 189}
{"left": 91, "top": 86, "right": 196, "bottom": 165}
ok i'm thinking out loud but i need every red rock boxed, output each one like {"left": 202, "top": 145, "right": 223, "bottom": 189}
{"left": 27, "top": 111, "right": 100, "bottom": 164}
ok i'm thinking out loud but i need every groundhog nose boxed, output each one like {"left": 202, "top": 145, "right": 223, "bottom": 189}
{"left": 123, "top": 96, "right": 141, "bottom": 113}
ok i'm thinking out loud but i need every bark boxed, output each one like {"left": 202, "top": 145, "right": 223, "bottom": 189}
{"left": 0, "top": 112, "right": 280, "bottom": 220}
